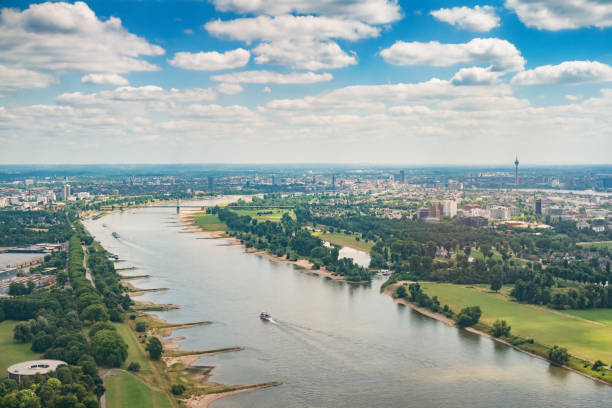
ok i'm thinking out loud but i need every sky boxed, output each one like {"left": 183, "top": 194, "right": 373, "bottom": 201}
{"left": 0, "top": 0, "right": 611, "bottom": 165}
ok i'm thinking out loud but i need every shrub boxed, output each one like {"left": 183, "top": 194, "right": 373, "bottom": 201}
{"left": 492, "top": 320, "right": 511, "bottom": 337}
{"left": 127, "top": 362, "right": 141, "bottom": 372}
{"left": 548, "top": 345, "right": 569, "bottom": 365}
{"left": 135, "top": 321, "right": 147, "bottom": 332}
{"left": 146, "top": 336, "right": 163, "bottom": 360}
{"left": 171, "top": 384, "right": 185, "bottom": 395}
{"left": 129, "top": 314, "right": 136, "bottom": 320}
{"left": 592, "top": 360, "right": 605, "bottom": 371}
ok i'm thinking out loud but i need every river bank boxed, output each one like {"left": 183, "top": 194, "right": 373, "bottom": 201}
{"left": 383, "top": 282, "right": 612, "bottom": 387}
{"left": 180, "top": 209, "right": 367, "bottom": 282}
{"left": 84, "top": 210, "right": 283, "bottom": 407}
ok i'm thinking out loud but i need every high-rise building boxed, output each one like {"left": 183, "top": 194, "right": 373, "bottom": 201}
{"left": 62, "top": 184, "right": 71, "bottom": 201}
{"left": 535, "top": 199, "right": 542, "bottom": 215}
{"left": 514, "top": 155, "right": 519, "bottom": 186}
{"left": 331, "top": 175, "right": 336, "bottom": 191}
{"left": 399, "top": 170, "right": 405, "bottom": 184}
{"left": 207, "top": 176, "right": 214, "bottom": 191}
{"left": 429, "top": 200, "right": 457, "bottom": 219}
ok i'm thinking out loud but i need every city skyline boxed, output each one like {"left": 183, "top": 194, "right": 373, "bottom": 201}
{"left": 1, "top": 1, "right": 612, "bottom": 164}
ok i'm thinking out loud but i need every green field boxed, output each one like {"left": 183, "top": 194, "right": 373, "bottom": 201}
{"left": 233, "top": 209, "right": 295, "bottom": 222}
{"left": 419, "top": 283, "right": 612, "bottom": 364}
{"left": 577, "top": 241, "right": 612, "bottom": 249}
{"left": 564, "top": 309, "right": 612, "bottom": 327}
{"left": 113, "top": 322, "right": 151, "bottom": 370}
{"left": 0, "top": 321, "right": 41, "bottom": 376}
{"left": 313, "top": 231, "right": 374, "bottom": 252}
{"left": 105, "top": 371, "right": 172, "bottom": 408}
{"left": 191, "top": 213, "right": 227, "bottom": 231}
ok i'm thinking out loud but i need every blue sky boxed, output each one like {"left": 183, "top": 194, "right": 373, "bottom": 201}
{"left": 1, "top": 0, "right": 612, "bottom": 164}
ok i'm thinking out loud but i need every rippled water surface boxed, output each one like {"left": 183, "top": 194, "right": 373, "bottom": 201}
{"left": 85, "top": 199, "right": 611, "bottom": 408}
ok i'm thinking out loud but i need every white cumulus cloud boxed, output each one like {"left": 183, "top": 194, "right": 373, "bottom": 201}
{"left": 505, "top": 0, "right": 612, "bottom": 30}
{"left": 209, "top": 0, "right": 402, "bottom": 25}
{"left": 451, "top": 67, "right": 501, "bottom": 85}
{"left": 211, "top": 70, "right": 333, "bottom": 84}
{"left": 512, "top": 61, "right": 612, "bottom": 85}
{"left": 431, "top": 5, "right": 500, "bottom": 32}
{"left": 254, "top": 40, "right": 357, "bottom": 70}
{"left": 0, "top": 65, "right": 54, "bottom": 92}
{"left": 81, "top": 73, "right": 129, "bottom": 86}
{"left": 205, "top": 15, "right": 380, "bottom": 43}
{"left": 380, "top": 38, "right": 525, "bottom": 72}
{"left": 0, "top": 2, "right": 164, "bottom": 74}
{"left": 217, "top": 83, "right": 244, "bottom": 95}
{"left": 168, "top": 48, "right": 250, "bottom": 71}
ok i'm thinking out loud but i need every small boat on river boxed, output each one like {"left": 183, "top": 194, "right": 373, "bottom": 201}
{"left": 260, "top": 312, "right": 271, "bottom": 321}
{"left": 112, "top": 232, "right": 120, "bottom": 239}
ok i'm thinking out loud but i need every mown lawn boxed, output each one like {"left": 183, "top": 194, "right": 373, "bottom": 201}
{"left": 190, "top": 213, "right": 227, "bottom": 231}
{"left": 233, "top": 208, "right": 295, "bottom": 222}
{"left": 113, "top": 322, "right": 151, "bottom": 371}
{"left": 576, "top": 241, "right": 612, "bottom": 249}
{"left": 419, "top": 282, "right": 612, "bottom": 364}
{"left": 313, "top": 231, "right": 374, "bottom": 252}
{"left": 105, "top": 371, "right": 172, "bottom": 408}
{"left": 564, "top": 309, "right": 612, "bottom": 327}
{"left": 0, "top": 320, "right": 41, "bottom": 375}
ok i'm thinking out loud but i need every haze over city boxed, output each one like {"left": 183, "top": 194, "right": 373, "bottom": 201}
{"left": 1, "top": 0, "right": 612, "bottom": 164}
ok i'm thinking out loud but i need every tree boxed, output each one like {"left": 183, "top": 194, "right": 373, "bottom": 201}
{"left": 80, "top": 303, "right": 109, "bottom": 323}
{"left": 146, "top": 336, "right": 163, "bottom": 360}
{"left": 456, "top": 306, "right": 481, "bottom": 328}
{"left": 490, "top": 275, "right": 503, "bottom": 293}
{"left": 13, "top": 322, "right": 32, "bottom": 343}
{"left": 91, "top": 330, "right": 127, "bottom": 367}
{"left": 135, "top": 321, "right": 147, "bottom": 332}
{"left": 31, "top": 332, "right": 53, "bottom": 352}
{"left": 171, "top": 384, "right": 185, "bottom": 395}
{"left": 492, "top": 320, "right": 511, "bottom": 337}
{"left": 548, "top": 345, "right": 569, "bottom": 365}
{"left": 128, "top": 362, "right": 141, "bottom": 372}
{"left": 396, "top": 285, "right": 407, "bottom": 298}
{"left": 88, "top": 321, "right": 116, "bottom": 338}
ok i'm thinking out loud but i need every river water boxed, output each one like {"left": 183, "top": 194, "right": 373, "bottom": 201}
{"left": 84, "top": 199, "right": 611, "bottom": 408}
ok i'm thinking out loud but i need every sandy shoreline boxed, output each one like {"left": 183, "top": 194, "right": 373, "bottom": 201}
{"left": 382, "top": 282, "right": 611, "bottom": 387}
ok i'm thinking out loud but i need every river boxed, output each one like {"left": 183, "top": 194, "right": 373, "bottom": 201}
{"left": 84, "top": 199, "right": 611, "bottom": 408}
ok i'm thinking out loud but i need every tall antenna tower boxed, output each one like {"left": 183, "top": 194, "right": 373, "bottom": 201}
{"left": 514, "top": 155, "right": 520, "bottom": 187}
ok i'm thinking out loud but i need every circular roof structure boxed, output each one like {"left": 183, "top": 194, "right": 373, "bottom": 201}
{"left": 7, "top": 360, "right": 67, "bottom": 376}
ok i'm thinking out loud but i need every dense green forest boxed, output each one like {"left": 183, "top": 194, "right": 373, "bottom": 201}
{"left": 0, "top": 223, "right": 133, "bottom": 407}
{"left": 0, "top": 210, "right": 72, "bottom": 246}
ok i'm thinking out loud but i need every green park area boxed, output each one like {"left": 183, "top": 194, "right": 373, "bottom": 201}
{"left": 313, "top": 231, "right": 374, "bottom": 253}
{"left": 0, "top": 320, "right": 41, "bottom": 376}
{"left": 191, "top": 213, "right": 227, "bottom": 231}
{"left": 105, "top": 371, "right": 173, "bottom": 408}
{"left": 233, "top": 208, "right": 295, "bottom": 222}
{"left": 113, "top": 322, "right": 151, "bottom": 371}
{"left": 419, "top": 283, "right": 612, "bottom": 364}
{"left": 191, "top": 208, "right": 294, "bottom": 231}
{"left": 576, "top": 241, "right": 612, "bottom": 249}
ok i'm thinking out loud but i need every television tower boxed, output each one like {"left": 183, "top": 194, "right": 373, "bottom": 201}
{"left": 514, "top": 155, "right": 519, "bottom": 187}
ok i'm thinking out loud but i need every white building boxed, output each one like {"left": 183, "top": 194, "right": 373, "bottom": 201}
{"left": 440, "top": 200, "right": 457, "bottom": 218}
